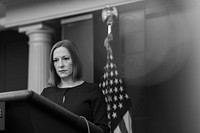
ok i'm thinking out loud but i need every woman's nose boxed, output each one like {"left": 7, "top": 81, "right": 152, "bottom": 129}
{"left": 58, "top": 60, "right": 64, "bottom": 67}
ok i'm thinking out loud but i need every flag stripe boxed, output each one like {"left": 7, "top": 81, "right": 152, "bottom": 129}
{"left": 119, "top": 117, "right": 128, "bottom": 133}
{"left": 123, "top": 111, "right": 132, "bottom": 133}
{"left": 114, "top": 126, "right": 121, "bottom": 133}
{"left": 114, "top": 111, "right": 132, "bottom": 133}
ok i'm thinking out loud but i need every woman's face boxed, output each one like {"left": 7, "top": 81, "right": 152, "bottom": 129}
{"left": 53, "top": 46, "right": 73, "bottom": 80}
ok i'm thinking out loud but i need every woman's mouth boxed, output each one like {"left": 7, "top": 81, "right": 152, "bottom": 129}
{"left": 58, "top": 70, "right": 66, "bottom": 73}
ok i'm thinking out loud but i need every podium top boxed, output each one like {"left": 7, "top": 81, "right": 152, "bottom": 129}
{"left": 0, "top": 90, "right": 103, "bottom": 133}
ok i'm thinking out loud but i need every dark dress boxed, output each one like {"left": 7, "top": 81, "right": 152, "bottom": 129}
{"left": 41, "top": 81, "right": 109, "bottom": 133}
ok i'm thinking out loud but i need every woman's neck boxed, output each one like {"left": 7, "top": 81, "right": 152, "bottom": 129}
{"left": 58, "top": 78, "right": 84, "bottom": 88}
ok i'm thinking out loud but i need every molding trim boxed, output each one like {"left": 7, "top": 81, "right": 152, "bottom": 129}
{"left": 5, "top": 0, "right": 144, "bottom": 28}
{"left": 61, "top": 14, "right": 93, "bottom": 24}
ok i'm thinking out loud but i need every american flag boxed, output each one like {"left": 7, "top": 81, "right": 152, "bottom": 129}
{"left": 99, "top": 37, "right": 133, "bottom": 133}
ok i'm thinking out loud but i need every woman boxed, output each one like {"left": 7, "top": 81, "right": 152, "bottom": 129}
{"left": 41, "top": 40, "right": 109, "bottom": 133}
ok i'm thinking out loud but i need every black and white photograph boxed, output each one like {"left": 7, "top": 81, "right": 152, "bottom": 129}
{"left": 0, "top": 0, "right": 200, "bottom": 133}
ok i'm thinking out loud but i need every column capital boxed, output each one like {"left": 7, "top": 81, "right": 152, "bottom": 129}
{"left": 19, "top": 23, "right": 54, "bottom": 46}
{"left": 18, "top": 23, "right": 54, "bottom": 35}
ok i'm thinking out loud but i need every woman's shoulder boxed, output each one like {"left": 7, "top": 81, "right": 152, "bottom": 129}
{"left": 83, "top": 81, "right": 103, "bottom": 94}
{"left": 41, "top": 85, "right": 57, "bottom": 95}
{"left": 43, "top": 85, "right": 57, "bottom": 90}
{"left": 83, "top": 81, "right": 99, "bottom": 89}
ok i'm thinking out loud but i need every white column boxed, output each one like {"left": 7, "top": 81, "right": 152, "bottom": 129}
{"left": 19, "top": 24, "right": 53, "bottom": 94}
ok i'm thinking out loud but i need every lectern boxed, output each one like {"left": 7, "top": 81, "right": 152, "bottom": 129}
{"left": 0, "top": 90, "right": 103, "bottom": 133}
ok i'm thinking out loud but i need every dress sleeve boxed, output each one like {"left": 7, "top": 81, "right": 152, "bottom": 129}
{"left": 91, "top": 85, "right": 110, "bottom": 133}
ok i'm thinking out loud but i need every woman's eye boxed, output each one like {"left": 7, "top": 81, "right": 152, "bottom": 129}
{"left": 64, "top": 57, "right": 69, "bottom": 60}
{"left": 53, "top": 59, "right": 58, "bottom": 62}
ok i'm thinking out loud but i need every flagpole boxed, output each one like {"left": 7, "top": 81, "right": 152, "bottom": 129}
{"left": 101, "top": 5, "right": 118, "bottom": 55}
